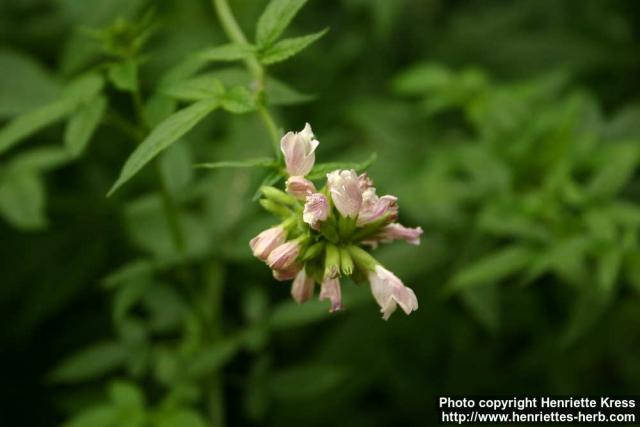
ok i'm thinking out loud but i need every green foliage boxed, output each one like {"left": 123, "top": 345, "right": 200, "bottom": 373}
{"left": 3, "top": 0, "right": 640, "bottom": 426}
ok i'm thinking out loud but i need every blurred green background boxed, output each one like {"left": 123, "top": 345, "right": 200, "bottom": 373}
{"left": 2, "top": 0, "right": 640, "bottom": 425}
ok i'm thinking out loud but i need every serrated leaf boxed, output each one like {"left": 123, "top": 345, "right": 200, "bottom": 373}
{"left": 195, "top": 157, "right": 276, "bottom": 169}
{"left": 221, "top": 86, "right": 257, "bottom": 113}
{"left": 49, "top": 341, "right": 127, "bottom": 383}
{"left": 0, "top": 74, "right": 103, "bottom": 155}
{"left": 0, "top": 170, "right": 46, "bottom": 230}
{"left": 446, "top": 245, "right": 533, "bottom": 294}
{"left": 108, "top": 59, "right": 138, "bottom": 92}
{"left": 256, "top": 0, "right": 308, "bottom": 47}
{"left": 259, "top": 28, "right": 328, "bottom": 65}
{"left": 306, "top": 152, "right": 377, "bottom": 180}
{"left": 161, "top": 76, "right": 224, "bottom": 102}
{"left": 198, "top": 43, "right": 256, "bottom": 62}
{"left": 64, "top": 95, "right": 107, "bottom": 156}
{"left": 108, "top": 100, "right": 219, "bottom": 196}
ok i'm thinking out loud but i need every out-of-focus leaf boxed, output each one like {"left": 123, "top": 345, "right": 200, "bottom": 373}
{"left": 159, "top": 143, "right": 194, "bottom": 195}
{"left": 64, "top": 95, "right": 107, "bottom": 156}
{"left": 62, "top": 405, "right": 119, "bottom": 427}
{"left": 195, "top": 157, "right": 276, "bottom": 170}
{"left": 259, "top": 29, "right": 328, "bottom": 65}
{"left": 460, "top": 284, "right": 499, "bottom": 334}
{"left": 161, "top": 77, "right": 224, "bottom": 102}
{"left": 108, "top": 100, "right": 219, "bottom": 195}
{"left": 221, "top": 86, "right": 257, "bottom": 113}
{"left": 154, "top": 409, "right": 207, "bottom": 427}
{"left": 0, "top": 170, "right": 46, "bottom": 230}
{"left": 198, "top": 43, "right": 256, "bottom": 62}
{"left": 269, "top": 299, "right": 331, "bottom": 329}
{"left": 49, "top": 341, "right": 127, "bottom": 383}
{"left": 588, "top": 143, "right": 638, "bottom": 198}
{"left": 108, "top": 381, "right": 145, "bottom": 409}
{"left": 306, "top": 152, "right": 377, "bottom": 180}
{"left": 392, "top": 63, "right": 453, "bottom": 95}
{"left": 270, "top": 364, "right": 346, "bottom": 399}
{"left": 0, "top": 49, "right": 60, "bottom": 117}
{"left": 256, "top": 0, "right": 309, "bottom": 47}
{"left": 186, "top": 338, "right": 241, "bottom": 379}
{"left": 0, "top": 74, "right": 103, "bottom": 155}
{"left": 144, "top": 95, "right": 176, "bottom": 128}
{"left": 108, "top": 60, "right": 138, "bottom": 92}
{"left": 103, "top": 260, "right": 154, "bottom": 289}
{"left": 8, "top": 146, "right": 72, "bottom": 172}
{"left": 447, "top": 245, "right": 533, "bottom": 293}
{"left": 264, "top": 77, "right": 314, "bottom": 105}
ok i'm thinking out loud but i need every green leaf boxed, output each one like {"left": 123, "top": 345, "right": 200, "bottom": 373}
{"left": 265, "top": 77, "right": 314, "bottom": 105}
{"left": 0, "top": 170, "right": 46, "bottom": 230}
{"left": 49, "top": 341, "right": 127, "bottom": 383}
{"left": 306, "top": 152, "right": 377, "bottom": 180}
{"left": 8, "top": 146, "right": 72, "bottom": 172}
{"left": 198, "top": 43, "right": 256, "bottom": 62}
{"left": 161, "top": 76, "right": 225, "bottom": 102}
{"left": 186, "top": 338, "right": 241, "bottom": 378}
{"left": 62, "top": 405, "right": 119, "bottom": 427}
{"left": 0, "top": 74, "right": 103, "bottom": 155}
{"left": 588, "top": 143, "right": 639, "bottom": 198}
{"left": 0, "top": 49, "right": 60, "bottom": 118}
{"left": 108, "top": 59, "right": 138, "bottom": 92}
{"left": 446, "top": 245, "right": 533, "bottom": 294}
{"left": 64, "top": 95, "right": 107, "bottom": 157}
{"left": 195, "top": 157, "right": 276, "bottom": 169}
{"left": 108, "top": 100, "right": 219, "bottom": 196}
{"left": 270, "top": 364, "right": 346, "bottom": 400}
{"left": 155, "top": 409, "right": 207, "bottom": 427}
{"left": 256, "top": 0, "right": 309, "bottom": 47}
{"left": 109, "top": 381, "right": 145, "bottom": 409}
{"left": 259, "top": 28, "right": 328, "bottom": 65}
{"left": 221, "top": 86, "right": 257, "bottom": 114}
{"left": 392, "top": 63, "right": 453, "bottom": 95}
{"left": 270, "top": 299, "right": 330, "bottom": 329}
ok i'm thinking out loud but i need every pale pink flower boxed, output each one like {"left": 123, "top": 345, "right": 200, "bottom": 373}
{"left": 358, "top": 173, "right": 374, "bottom": 191}
{"left": 273, "top": 264, "right": 301, "bottom": 281}
{"left": 286, "top": 176, "right": 316, "bottom": 199}
{"left": 249, "top": 225, "right": 286, "bottom": 261}
{"left": 327, "top": 169, "right": 362, "bottom": 217}
{"left": 357, "top": 187, "right": 398, "bottom": 226}
{"left": 368, "top": 265, "right": 418, "bottom": 320}
{"left": 377, "top": 223, "right": 423, "bottom": 245}
{"left": 319, "top": 277, "right": 342, "bottom": 312}
{"left": 291, "top": 269, "right": 315, "bottom": 303}
{"left": 267, "top": 241, "right": 301, "bottom": 271}
{"left": 280, "top": 123, "right": 319, "bottom": 177}
{"left": 303, "top": 193, "right": 329, "bottom": 230}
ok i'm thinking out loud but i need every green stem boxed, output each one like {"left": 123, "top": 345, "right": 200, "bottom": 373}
{"left": 212, "top": 0, "right": 281, "bottom": 157}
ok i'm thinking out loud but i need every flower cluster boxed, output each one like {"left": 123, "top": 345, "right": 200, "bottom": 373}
{"left": 250, "top": 124, "right": 422, "bottom": 320}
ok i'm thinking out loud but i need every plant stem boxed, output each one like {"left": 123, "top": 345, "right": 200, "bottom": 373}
{"left": 212, "top": 0, "right": 282, "bottom": 157}
{"left": 130, "top": 86, "right": 187, "bottom": 254}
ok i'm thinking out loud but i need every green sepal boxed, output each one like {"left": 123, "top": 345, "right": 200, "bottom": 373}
{"left": 351, "top": 215, "right": 390, "bottom": 241}
{"left": 346, "top": 245, "right": 378, "bottom": 272}
{"left": 302, "top": 241, "right": 325, "bottom": 261}
{"left": 324, "top": 243, "right": 340, "bottom": 278}
{"left": 259, "top": 199, "right": 291, "bottom": 217}
{"left": 337, "top": 214, "right": 357, "bottom": 240}
{"left": 260, "top": 185, "right": 298, "bottom": 207}
{"left": 339, "top": 246, "right": 354, "bottom": 276}
{"left": 319, "top": 218, "right": 339, "bottom": 243}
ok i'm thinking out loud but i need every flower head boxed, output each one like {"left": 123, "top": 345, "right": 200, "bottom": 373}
{"left": 303, "top": 193, "right": 329, "bottom": 230}
{"left": 327, "top": 169, "right": 362, "bottom": 217}
{"left": 250, "top": 124, "right": 422, "bottom": 320}
{"left": 249, "top": 225, "right": 286, "bottom": 261}
{"left": 368, "top": 265, "right": 418, "bottom": 320}
{"left": 280, "top": 123, "right": 319, "bottom": 177}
